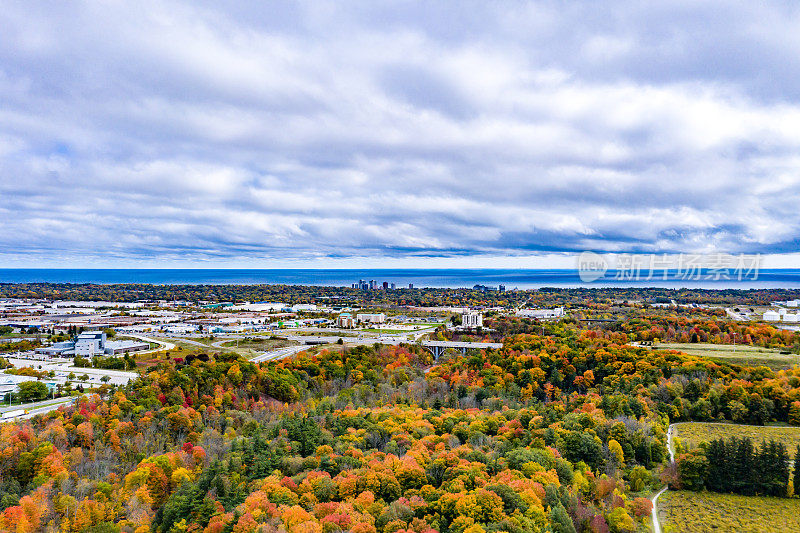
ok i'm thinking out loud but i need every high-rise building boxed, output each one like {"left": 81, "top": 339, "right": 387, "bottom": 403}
{"left": 390, "top": 283, "right": 396, "bottom": 290}
{"left": 382, "top": 281, "right": 389, "bottom": 290}
{"left": 408, "top": 283, "right": 414, "bottom": 289}
{"left": 499, "top": 285, "right": 506, "bottom": 292}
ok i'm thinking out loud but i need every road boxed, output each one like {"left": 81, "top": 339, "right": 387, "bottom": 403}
{"left": 0, "top": 396, "right": 74, "bottom": 414}
{"left": 250, "top": 345, "right": 309, "bottom": 363}
{"left": 153, "top": 324, "right": 441, "bottom": 351}
{"left": 1, "top": 396, "right": 77, "bottom": 421}
{"left": 651, "top": 424, "right": 675, "bottom": 533}
{"left": 725, "top": 308, "right": 747, "bottom": 321}
{"left": 283, "top": 334, "right": 403, "bottom": 346}
{"left": 157, "top": 336, "right": 210, "bottom": 349}
{"left": 126, "top": 334, "right": 176, "bottom": 353}
{"left": 6, "top": 357, "right": 138, "bottom": 386}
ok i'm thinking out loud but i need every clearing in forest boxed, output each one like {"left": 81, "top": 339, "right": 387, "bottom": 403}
{"left": 656, "top": 342, "right": 800, "bottom": 369}
{"left": 658, "top": 490, "right": 800, "bottom": 533}
{"left": 674, "top": 422, "right": 800, "bottom": 452}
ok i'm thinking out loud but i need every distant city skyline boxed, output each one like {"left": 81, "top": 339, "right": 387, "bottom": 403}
{"left": 3, "top": 2, "right": 800, "bottom": 267}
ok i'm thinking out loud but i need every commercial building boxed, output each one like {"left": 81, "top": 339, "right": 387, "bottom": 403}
{"left": 159, "top": 323, "right": 197, "bottom": 335}
{"left": 336, "top": 313, "right": 356, "bottom": 328}
{"left": 516, "top": 307, "right": 566, "bottom": 319}
{"left": 357, "top": 313, "right": 386, "bottom": 324}
{"left": 35, "top": 341, "right": 76, "bottom": 357}
{"left": 461, "top": 311, "right": 483, "bottom": 328}
{"left": 75, "top": 331, "right": 107, "bottom": 356}
{"left": 230, "top": 302, "right": 286, "bottom": 312}
{"left": 104, "top": 340, "right": 150, "bottom": 355}
{"left": 764, "top": 309, "right": 800, "bottom": 322}
{"left": 0, "top": 374, "right": 38, "bottom": 396}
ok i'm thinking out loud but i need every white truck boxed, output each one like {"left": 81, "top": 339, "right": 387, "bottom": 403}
{"left": 0, "top": 409, "right": 26, "bottom": 420}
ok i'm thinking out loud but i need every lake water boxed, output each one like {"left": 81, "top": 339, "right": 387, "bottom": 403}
{"left": 2, "top": 268, "right": 800, "bottom": 289}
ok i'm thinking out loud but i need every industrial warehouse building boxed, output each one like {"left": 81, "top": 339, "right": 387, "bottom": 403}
{"left": 35, "top": 331, "right": 149, "bottom": 357}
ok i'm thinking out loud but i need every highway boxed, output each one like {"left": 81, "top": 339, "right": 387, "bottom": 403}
{"left": 0, "top": 396, "right": 77, "bottom": 421}
{"left": 125, "top": 334, "right": 176, "bottom": 353}
{"left": 283, "top": 334, "right": 404, "bottom": 346}
{"left": 725, "top": 308, "right": 748, "bottom": 321}
{"left": 250, "top": 345, "right": 310, "bottom": 363}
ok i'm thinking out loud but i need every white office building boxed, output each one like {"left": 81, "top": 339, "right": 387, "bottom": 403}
{"left": 356, "top": 313, "right": 386, "bottom": 324}
{"left": 462, "top": 311, "right": 483, "bottom": 328}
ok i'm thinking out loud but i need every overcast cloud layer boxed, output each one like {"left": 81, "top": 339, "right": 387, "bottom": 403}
{"left": 3, "top": 1, "right": 800, "bottom": 267}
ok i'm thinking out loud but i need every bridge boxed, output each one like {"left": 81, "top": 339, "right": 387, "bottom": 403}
{"left": 420, "top": 340, "right": 503, "bottom": 360}
{"left": 250, "top": 345, "right": 310, "bottom": 363}
{"left": 263, "top": 336, "right": 503, "bottom": 361}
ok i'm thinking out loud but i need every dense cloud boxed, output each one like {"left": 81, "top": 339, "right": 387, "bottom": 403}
{"left": 2, "top": 1, "right": 800, "bottom": 266}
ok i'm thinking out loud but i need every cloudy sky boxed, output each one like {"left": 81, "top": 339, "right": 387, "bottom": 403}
{"left": 2, "top": 1, "right": 800, "bottom": 268}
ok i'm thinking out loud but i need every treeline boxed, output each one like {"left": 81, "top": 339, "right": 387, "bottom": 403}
{"left": 0, "top": 282, "right": 528, "bottom": 308}
{"left": 676, "top": 437, "right": 792, "bottom": 497}
{"left": 538, "top": 287, "right": 800, "bottom": 306}
{"left": 614, "top": 316, "right": 800, "bottom": 349}
{"left": 0, "top": 339, "right": 41, "bottom": 353}
{"left": 4, "top": 283, "right": 800, "bottom": 308}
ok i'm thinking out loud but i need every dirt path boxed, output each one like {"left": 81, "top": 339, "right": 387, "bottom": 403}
{"left": 651, "top": 424, "right": 675, "bottom": 533}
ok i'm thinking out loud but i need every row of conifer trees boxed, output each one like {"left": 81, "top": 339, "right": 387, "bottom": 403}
{"left": 704, "top": 437, "right": 795, "bottom": 497}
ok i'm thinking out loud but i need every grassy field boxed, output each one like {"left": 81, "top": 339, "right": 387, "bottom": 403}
{"left": 132, "top": 346, "right": 196, "bottom": 367}
{"left": 219, "top": 337, "right": 296, "bottom": 350}
{"left": 360, "top": 328, "right": 419, "bottom": 334}
{"left": 658, "top": 490, "right": 800, "bottom": 532}
{"left": 674, "top": 422, "right": 800, "bottom": 452}
{"left": 293, "top": 331, "right": 358, "bottom": 337}
{"left": 170, "top": 338, "right": 219, "bottom": 351}
{"left": 657, "top": 342, "right": 800, "bottom": 369}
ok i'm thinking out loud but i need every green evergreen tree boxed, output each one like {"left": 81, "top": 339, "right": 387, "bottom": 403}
{"left": 550, "top": 503, "right": 577, "bottom": 533}
{"left": 776, "top": 442, "right": 790, "bottom": 497}
{"left": 706, "top": 438, "right": 727, "bottom": 492}
{"left": 794, "top": 445, "right": 800, "bottom": 497}
{"left": 733, "top": 437, "right": 755, "bottom": 495}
